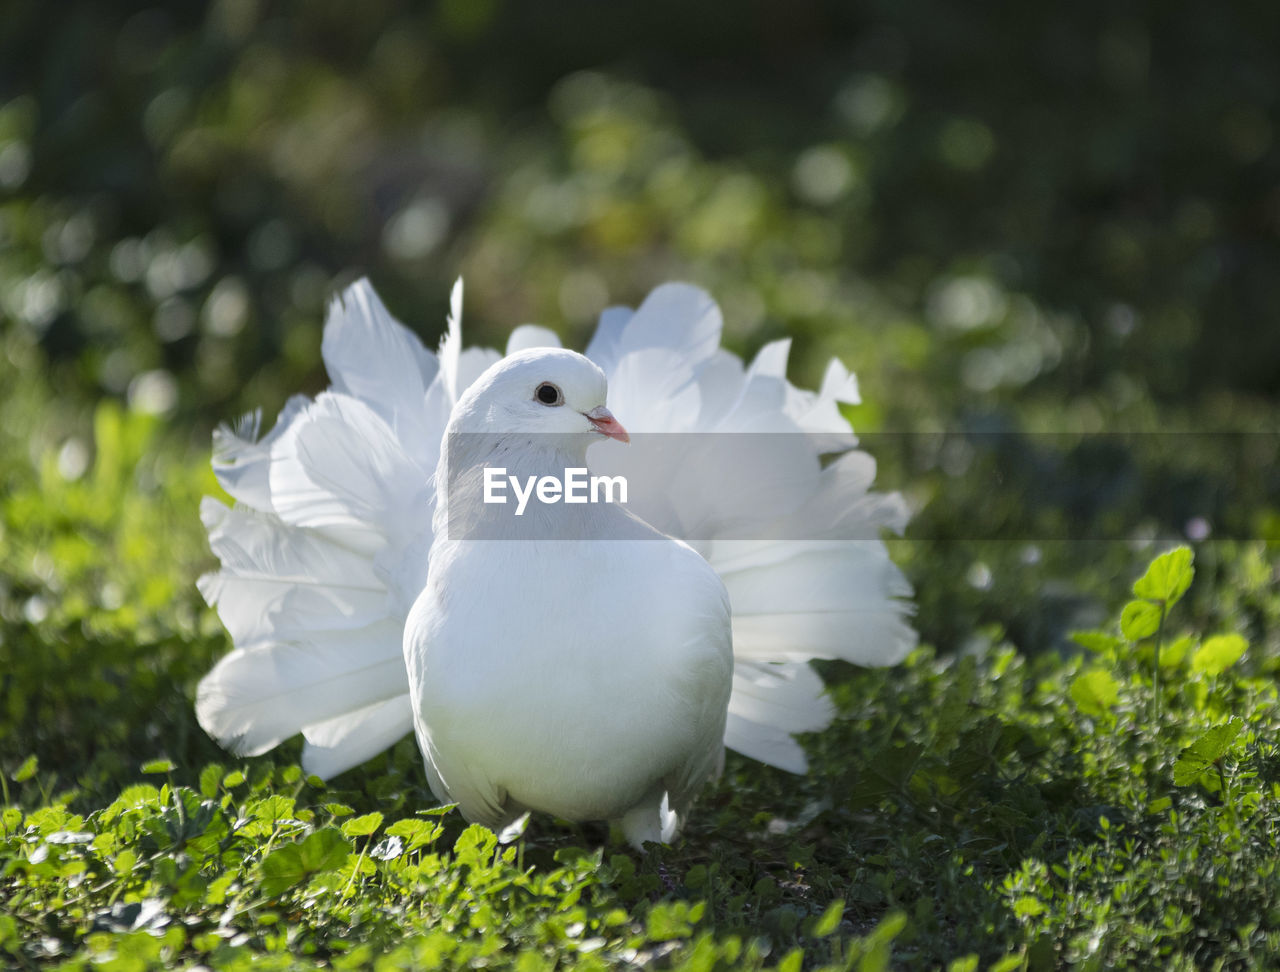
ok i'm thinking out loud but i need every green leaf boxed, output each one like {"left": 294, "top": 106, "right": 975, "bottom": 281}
{"left": 418, "top": 803, "right": 458, "bottom": 817}
{"left": 259, "top": 846, "right": 307, "bottom": 897}
{"left": 1132, "top": 546, "right": 1194, "bottom": 605}
{"left": 553, "top": 845, "right": 595, "bottom": 867}
{"left": 0, "top": 915, "right": 18, "bottom": 950}
{"left": 198, "top": 764, "right": 223, "bottom": 799}
{"left": 1070, "top": 630, "right": 1123, "bottom": 654}
{"left": 1, "top": 807, "right": 21, "bottom": 833}
{"left": 12, "top": 755, "right": 38, "bottom": 783}
{"left": 1161, "top": 635, "right": 1194, "bottom": 668}
{"left": 1120, "top": 600, "right": 1162, "bottom": 641}
{"left": 1190, "top": 633, "right": 1247, "bottom": 676}
{"left": 111, "top": 784, "right": 161, "bottom": 814}
{"left": 1173, "top": 718, "right": 1245, "bottom": 786}
{"left": 1012, "top": 895, "right": 1046, "bottom": 918}
{"left": 811, "top": 898, "right": 845, "bottom": 937}
{"left": 297, "top": 828, "right": 350, "bottom": 872}
{"left": 259, "top": 828, "right": 350, "bottom": 897}
{"left": 866, "top": 910, "right": 909, "bottom": 950}
{"left": 453, "top": 824, "right": 497, "bottom": 868}
{"left": 341, "top": 812, "right": 384, "bottom": 838}
{"left": 934, "top": 655, "right": 977, "bottom": 755}
{"left": 1070, "top": 669, "right": 1120, "bottom": 718}
{"left": 384, "top": 819, "right": 440, "bottom": 850}
{"left": 647, "top": 901, "right": 698, "bottom": 940}
{"left": 141, "top": 759, "right": 176, "bottom": 775}
{"left": 206, "top": 874, "right": 234, "bottom": 906}
{"left": 250, "top": 795, "right": 295, "bottom": 823}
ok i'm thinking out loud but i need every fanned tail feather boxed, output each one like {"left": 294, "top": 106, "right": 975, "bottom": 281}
{"left": 586, "top": 282, "right": 917, "bottom": 773}
{"left": 198, "top": 498, "right": 389, "bottom": 645}
{"left": 300, "top": 695, "right": 415, "bottom": 779}
{"left": 195, "top": 621, "right": 407, "bottom": 757}
{"left": 211, "top": 396, "right": 309, "bottom": 513}
{"left": 198, "top": 279, "right": 496, "bottom": 779}
{"left": 724, "top": 661, "right": 832, "bottom": 773}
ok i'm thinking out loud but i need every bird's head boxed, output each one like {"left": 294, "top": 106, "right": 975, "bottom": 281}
{"left": 447, "top": 347, "right": 629, "bottom": 457}
{"left": 435, "top": 348, "right": 631, "bottom": 538}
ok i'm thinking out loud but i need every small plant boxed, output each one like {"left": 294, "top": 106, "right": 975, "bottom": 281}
{"left": 1069, "top": 545, "right": 1253, "bottom": 797}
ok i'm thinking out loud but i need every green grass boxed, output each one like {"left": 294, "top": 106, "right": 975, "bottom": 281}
{"left": 2, "top": 336, "right": 1280, "bottom": 971}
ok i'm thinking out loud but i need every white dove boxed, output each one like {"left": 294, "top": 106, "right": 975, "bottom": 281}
{"left": 407, "top": 347, "right": 732, "bottom": 845}
{"left": 196, "top": 278, "right": 915, "bottom": 843}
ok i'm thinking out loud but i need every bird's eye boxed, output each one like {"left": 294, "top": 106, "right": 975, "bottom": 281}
{"left": 534, "top": 382, "right": 563, "bottom": 406}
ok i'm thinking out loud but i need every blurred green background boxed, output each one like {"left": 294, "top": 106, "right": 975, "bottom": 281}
{"left": 1, "top": 0, "right": 1277, "bottom": 656}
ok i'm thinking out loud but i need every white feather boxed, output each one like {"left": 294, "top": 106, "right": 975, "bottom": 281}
{"left": 211, "top": 395, "right": 309, "bottom": 513}
{"left": 436, "top": 278, "right": 465, "bottom": 404}
{"left": 198, "top": 497, "right": 388, "bottom": 645}
{"left": 321, "top": 281, "right": 439, "bottom": 460}
{"left": 197, "top": 286, "right": 446, "bottom": 770}
{"left": 197, "top": 276, "right": 915, "bottom": 807}
{"left": 506, "top": 325, "right": 561, "bottom": 355}
{"left": 611, "top": 282, "right": 723, "bottom": 366}
{"left": 722, "top": 660, "right": 835, "bottom": 772}
{"left": 581, "top": 305, "right": 634, "bottom": 373}
{"left": 584, "top": 284, "right": 916, "bottom": 770}
{"left": 267, "top": 392, "right": 430, "bottom": 542}
{"left": 196, "top": 620, "right": 406, "bottom": 757}
{"left": 300, "top": 695, "right": 414, "bottom": 779}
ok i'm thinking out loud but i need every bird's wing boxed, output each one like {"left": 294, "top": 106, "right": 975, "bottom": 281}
{"left": 415, "top": 726, "right": 510, "bottom": 829}
{"left": 660, "top": 547, "right": 735, "bottom": 826}
{"left": 402, "top": 583, "right": 514, "bottom": 828}
{"left": 198, "top": 279, "right": 496, "bottom": 778}
{"left": 663, "top": 647, "right": 732, "bottom": 824}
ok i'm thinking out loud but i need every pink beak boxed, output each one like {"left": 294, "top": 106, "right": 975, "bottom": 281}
{"left": 585, "top": 405, "right": 630, "bottom": 443}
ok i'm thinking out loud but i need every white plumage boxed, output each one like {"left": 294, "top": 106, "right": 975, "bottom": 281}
{"left": 196, "top": 278, "right": 915, "bottom": 844}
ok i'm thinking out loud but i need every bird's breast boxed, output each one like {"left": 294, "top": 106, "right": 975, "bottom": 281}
{"left": 407, "top": 537, "right": 731, "bottom": 820}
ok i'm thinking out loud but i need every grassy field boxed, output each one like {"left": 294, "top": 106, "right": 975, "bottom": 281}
{"left": 3, "top": 3, "right": 1279, "bottom": 967}
{"left": 2, "top": 326, "right": 1279, "bottom": 969}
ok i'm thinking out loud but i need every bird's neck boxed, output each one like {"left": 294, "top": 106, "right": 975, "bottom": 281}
{"left": 432, "top": 434, "right": 602, "bottom": 542}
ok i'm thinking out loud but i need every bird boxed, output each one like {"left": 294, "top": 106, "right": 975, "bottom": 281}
{"left": 196, "top": 278, "right": 916, "bottom": 845}
{"left": 407, "top": 347, "right": 732, "bottom": 846}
